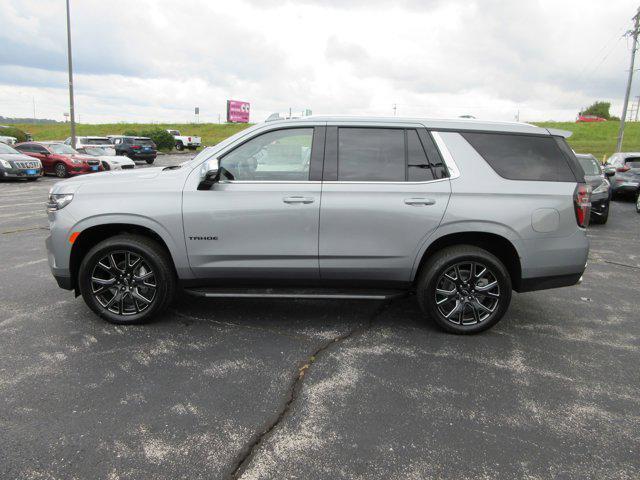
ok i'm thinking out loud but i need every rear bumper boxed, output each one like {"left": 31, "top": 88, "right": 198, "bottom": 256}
{"left": 517, "top": 272, "right": 583, "bottom": 293}
{"left": 612, "top": 182, "right": 639, "bottom": 194}
{"left": 128, "top": 152, "right": 157, "bottom": 159}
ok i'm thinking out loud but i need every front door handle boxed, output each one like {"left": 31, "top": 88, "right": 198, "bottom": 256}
{"left": 404, "top": 198, "right": 436, "bottom": 206}
{"left": 283, "top": 196, "right": 315, "bottom": 204}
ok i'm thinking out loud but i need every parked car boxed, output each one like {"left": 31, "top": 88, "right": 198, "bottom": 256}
{"left": 0, "top": 142, "right": 42, "bottom": 181}
{"left": 576, "top": 115, "right": 606, "bottom": 123}
{"left": 112, "top": 136, "right": 157, "bottom": 163}
{"left": 65, "top": 136, "right": 116, "bottom": 154}
{"left": 0, "top": 135, "right": 17, "bottom": 145}
{"left": 167, "top": 130, "right": 202, "bottom": 151}
{"left": 15, "top": 141, "right": 102, "bottom": 178}
{"left": 575, "top": 153, "right": 612, "bottom": 224}
{"left": 75, "top": 146, "right": 135, "bottom": 171}
{"left": 605, "top": 152, "right": 640, "bottom": 199}
{"left": 45, "top": 117, "right": 590, "bottom": 334}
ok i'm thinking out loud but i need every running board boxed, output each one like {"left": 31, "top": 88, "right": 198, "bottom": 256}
{"left": 183, "top": 287, "right": 407, "bottom": 300}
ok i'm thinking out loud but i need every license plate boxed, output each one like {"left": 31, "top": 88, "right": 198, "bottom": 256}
{"left": 25, "top": 169, "right": 37, "bottom": 175}
{"left": 91, "top": 166, "right": 99, "bottom": 171}
{"left": 143, "top": 147, "right": 151, "bottom": 151}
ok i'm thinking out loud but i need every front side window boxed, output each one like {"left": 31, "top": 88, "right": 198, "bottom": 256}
{"left": 338, "top": 128, "right": 404, "bottom": 181}
{"left": 220, "top": 128, "right": 313, "bottom": 181}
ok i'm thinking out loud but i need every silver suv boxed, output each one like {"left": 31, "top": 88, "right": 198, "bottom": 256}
{"left": 45, "top": 117, "right": 590, "bottom": 334}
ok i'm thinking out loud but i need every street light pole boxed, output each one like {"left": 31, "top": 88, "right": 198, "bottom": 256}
{"left": 65, "top": 0, "right": 76, "bottom": 148}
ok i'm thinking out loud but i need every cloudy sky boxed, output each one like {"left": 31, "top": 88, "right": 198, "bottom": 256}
{"left": 1, "top": 0, "right": 639, "bottom": 123}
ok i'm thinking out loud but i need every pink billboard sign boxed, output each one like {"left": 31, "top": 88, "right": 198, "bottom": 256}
{"left": 227, "top": 100, "right": 250, "bottom": 123}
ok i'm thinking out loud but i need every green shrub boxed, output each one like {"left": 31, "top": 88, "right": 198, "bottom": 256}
{"left": 579, "top": 101, "right": 611, "bottom": 120}
{"left": 0, "top": 126, "right": 28, "bottom": 143}
{"left": 121, "top": 128, "right": 174, "bottom": 151}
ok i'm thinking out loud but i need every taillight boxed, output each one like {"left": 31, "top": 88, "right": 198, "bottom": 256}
{"left": 131, "top": 145, "right": 141, "bottom": 150}
{"left": 574, "top": 183, "right": 591, "bottom": 228}
{"left": 616, "top": 165, "right": 630, "bottom": 172}
{"left": 188, "top": 136, "right": 191, "bottom": 142}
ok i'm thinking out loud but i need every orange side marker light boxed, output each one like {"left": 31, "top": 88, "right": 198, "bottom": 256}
{"left": 69, "top": 232, "right": 80, "bottom": 244}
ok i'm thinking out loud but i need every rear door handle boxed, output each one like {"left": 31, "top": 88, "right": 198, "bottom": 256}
{"left": 283, "top": 196, "right": 315, "bottom": 204}
{"left": 404, "top": 198, "right": 436, "bottom": 206}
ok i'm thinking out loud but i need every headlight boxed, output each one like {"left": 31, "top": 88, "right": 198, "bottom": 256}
{"left": 46, "top": 193, "right": 74, "bottom": 212}
{"left": 71, "top": 158, "right": 82, "bottom": 164}
{"left": 0, "top": 159, "right": 11, "bottom": 169}
{"left": 593, "top": 179, "right": 610, "bottom": 194}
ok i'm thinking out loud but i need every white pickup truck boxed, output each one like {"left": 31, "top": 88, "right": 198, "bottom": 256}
{"left": 166, "top": 130, "right": 201, "bottom": 151}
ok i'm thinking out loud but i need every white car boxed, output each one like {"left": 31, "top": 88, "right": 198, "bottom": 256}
{"left": 0, "top": 136, "right": 17, "bottom": 145}
{"left": 167, "top": 129, "right": 201, "bottom": 151}
{"left": 65, "top": 136, "right": 116, "bottom": 154}
{"left": 74, "top": 146, "right": 135, "bottom": 170}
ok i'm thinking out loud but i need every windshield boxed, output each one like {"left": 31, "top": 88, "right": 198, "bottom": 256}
{"left": 48, "top": 144, "right": 78, "bottom": 155}
{"left": 83, "top": 146, "right": 114, "bottom": 156}
{"left": 0, "top": 143, "right": 20, "bottom": 154}
{"left": 577, "top": 155, "right": 601, "bottom": 176}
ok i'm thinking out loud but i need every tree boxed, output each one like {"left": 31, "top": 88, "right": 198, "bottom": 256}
{"left": 579, "top": 101, "right": 611, "bottom": 120}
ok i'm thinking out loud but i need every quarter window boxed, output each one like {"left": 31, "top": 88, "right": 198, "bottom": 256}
{"left": 220, "top": 128, "right": 313, "bottom": 181}
{"left": 407, "top": 130, "right": 435, "bottom": 182}
{"left": 338, "top": 128, "right": 405, "bottom": 181}
{"left": 461, "top": 132, "right": 577, "bottom": 182}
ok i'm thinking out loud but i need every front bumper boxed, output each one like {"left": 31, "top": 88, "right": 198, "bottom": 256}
{"left": 590, "top": 192, "right": 609, "bottom": 215}
{"left": 0, "top": 167, "right": 43, "bottom": 178}
{"left": 68, "top": 164, "right": 102, "bottom": 175}
{"left": 128, "top": 151, "right": 157, "bottom": 160}
{"left": 612, "top": 181, "right": 639, "bottom": 194}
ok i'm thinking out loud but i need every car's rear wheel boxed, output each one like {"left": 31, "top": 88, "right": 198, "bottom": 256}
{"left": 78, "top": 235, "right": 175, "bottom": 324}
{"left": 175, "top": 142, "right": 184, "bottom": 151}
{"left": 145, "top": 158, "right": 155, "bottom": 164}
{"left": 416, "top": 245, "right": 512, "bottom": 334}
{"left": 55, "top": 163, "right": 68, "bottom": 178}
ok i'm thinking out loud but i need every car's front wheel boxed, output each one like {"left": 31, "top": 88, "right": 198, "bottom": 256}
{"left": 55, "top": 163, "right": 68, "bottom": 178}
{"left": 636, "top": 190, "right": 640, "bottom": 213}
{"left": 416, "top": 245, "right": 512, "bottom": 334}
{"left": 78, "top": 235, "right": 175, "bottom": 324}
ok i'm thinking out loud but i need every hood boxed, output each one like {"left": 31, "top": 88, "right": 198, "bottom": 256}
{"left": 51, "top": 167, "right": 164, "bottom": 194}
{"left": 69, "top": 154, "right": 98, "bottom": 162}
{"left": 0, "top": 152, "right": 40, "bottom": 163}
{"left": 584, "top": 174, "right": 604, "bottom": 188}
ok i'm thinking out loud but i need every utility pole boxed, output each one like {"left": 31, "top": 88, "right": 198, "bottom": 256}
{"left": 616, "top": 6, "right": 640, "bottom": 151}
{"left": 65, "top": 0, "right": 77, "bottom": 148}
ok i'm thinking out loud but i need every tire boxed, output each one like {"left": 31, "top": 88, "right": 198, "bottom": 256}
{"left": 416, "top": 245, "right": 512, "bottom": 334}
{"left": 78, "top": 234, "right": 176, "bottom": 325}
{"left": 55, "top": 162, "right": 68, "bottom": 178}
{"left": 101, "top": 161, "right": 111, "bottom": 171}
{"left": 145, "top": 158, "right": 155, "bottom": 164}
{"left": 176, "top": 142, "right": 184, "bottom": 151}
{"left": 636, "top": 190, "right": 640, "bottom": 213}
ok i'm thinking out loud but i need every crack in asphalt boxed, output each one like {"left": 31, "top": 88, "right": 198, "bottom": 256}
{"left": 604, "top": 260, "right": 640, "bottom": 270}
{"left": 228, "top": 299, "right": 393, "bottom": 480}
{"left": 1, "top": 226, "right": 49, "bottom": 235}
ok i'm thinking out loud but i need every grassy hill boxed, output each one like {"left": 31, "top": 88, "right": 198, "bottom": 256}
{"left": 12, "top": 120, "right": 640, "bottom": 160}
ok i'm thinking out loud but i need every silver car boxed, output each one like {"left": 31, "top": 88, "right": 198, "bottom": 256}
{"left": 45, "top": 117, "right": 590, "bottom": 334}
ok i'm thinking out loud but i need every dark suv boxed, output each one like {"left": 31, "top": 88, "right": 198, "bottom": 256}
{"left": 112, "top": 137, "right": 157, "bottom": 164}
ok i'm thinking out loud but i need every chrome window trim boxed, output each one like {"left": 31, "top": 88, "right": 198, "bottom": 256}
{"left": 219, "top": 178, "right": 449, "bottom": 186}
{"left": 322, "top": 178, "right": 450, "bottom": 186}
{"left": 431, "top": 131, "right": 461, "bottom": 179}
{"left": 218, "top": 180, "right": 321, "bottom": 185}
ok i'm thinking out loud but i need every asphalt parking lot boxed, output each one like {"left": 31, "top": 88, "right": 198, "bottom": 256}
{"left": 1, "top": 159, "right": 639, "bottom": 479}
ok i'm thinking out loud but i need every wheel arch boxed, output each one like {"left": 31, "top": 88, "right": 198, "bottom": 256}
{"left": 69, "top": 221, "right": 182, "bottom": 294}
{"left": 412, "top": 228, "right": 523, "bottom": 291}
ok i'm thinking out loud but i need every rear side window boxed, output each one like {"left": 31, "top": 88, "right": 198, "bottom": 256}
{"left": 338, "top": 128, "right": 405, "bottom": 181}
{"left": 461, "top": 132, "right": 577, "bottom": 182}
{"left": 407, "top": 130, "right": 435, "bottom": 182}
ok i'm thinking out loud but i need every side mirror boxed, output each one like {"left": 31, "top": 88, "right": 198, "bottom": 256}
{"left": 603, "top": 166, "right": 616, "bottom": 177}
{"left": 197, "top": 158, "right": 220, "bottom": 190}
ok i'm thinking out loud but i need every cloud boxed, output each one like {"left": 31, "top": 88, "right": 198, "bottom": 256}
{"left": 0, "top": 0, "right": 637, "bottom": 123}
